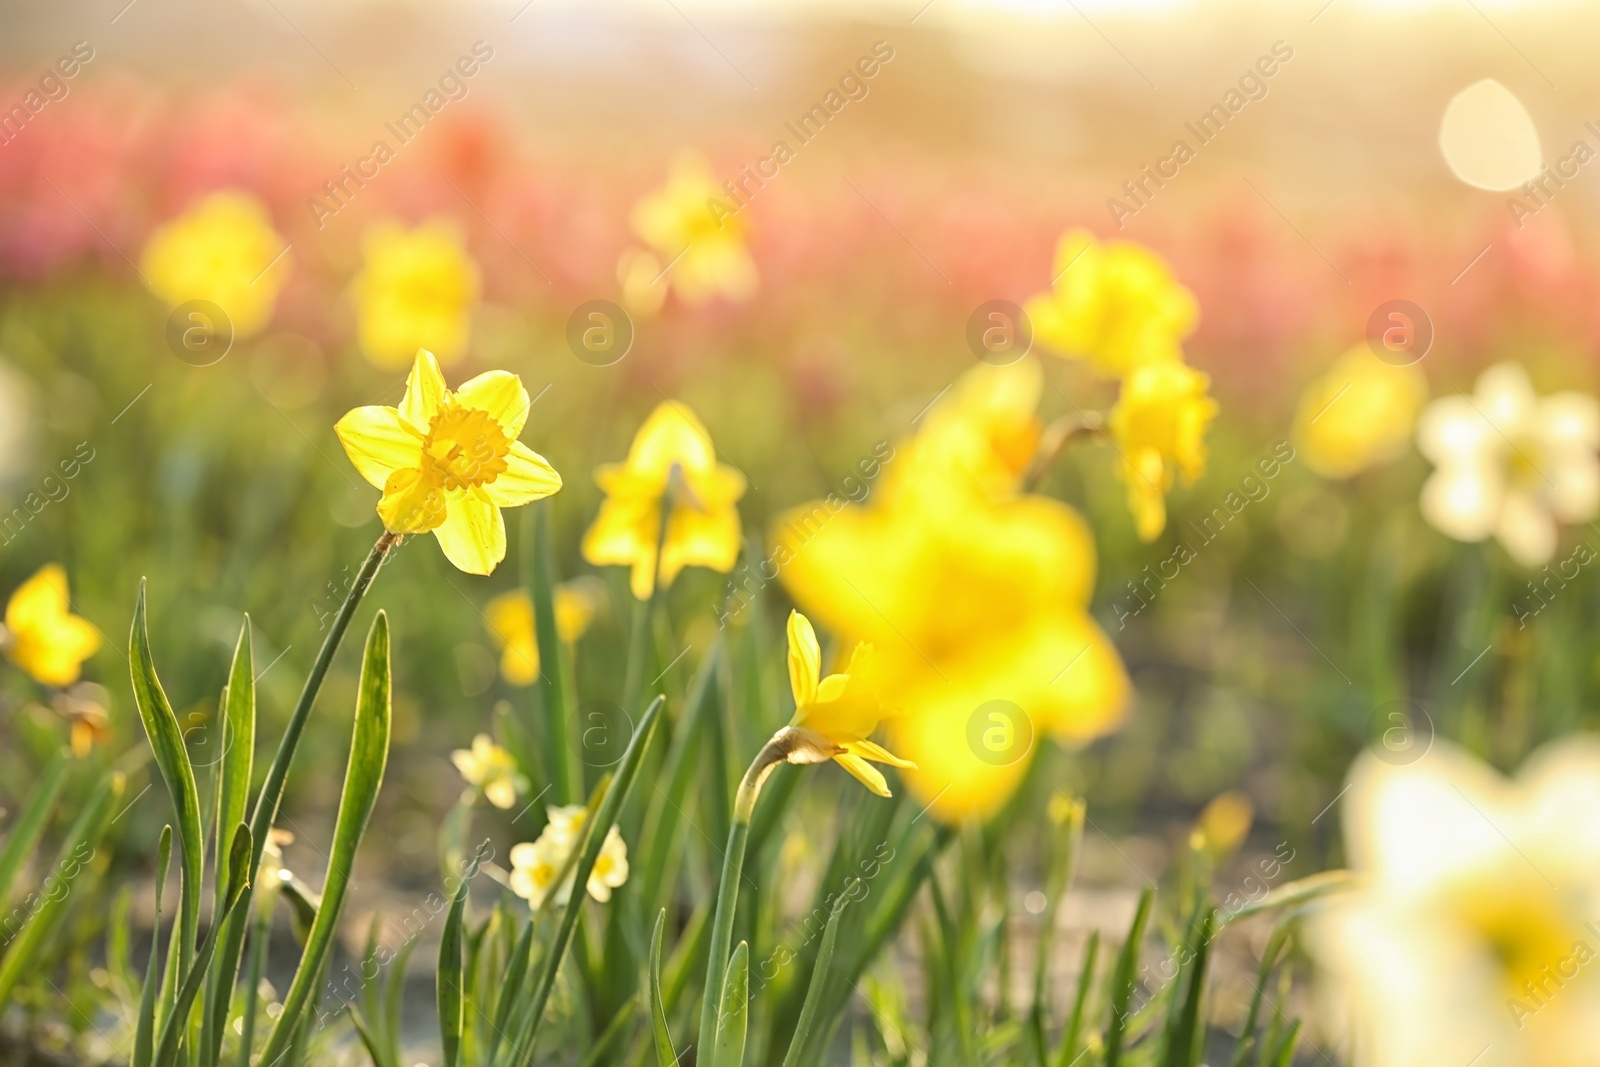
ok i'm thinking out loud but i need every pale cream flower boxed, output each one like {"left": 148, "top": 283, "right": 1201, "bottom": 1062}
{"left": 1417, "top": 363, "right": 1600, "bottom": 567}
{"left": 508, "top": 805, "right": 629, "bottom": 909}
{"left": 450, "top": 733, "right": 525, "bottom": 809}
{"left": 1310, "top": 738, "right": 1600, "bottom": 1067}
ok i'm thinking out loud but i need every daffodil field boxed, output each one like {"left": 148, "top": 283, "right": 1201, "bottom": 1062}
{"left": 7, "top": 5, "right": 1600, "bottom": 1067}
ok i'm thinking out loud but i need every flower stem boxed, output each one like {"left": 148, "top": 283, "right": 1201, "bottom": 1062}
{"left": 1022, "top": 411, "right": 1104, "bottom": 492}
{"left": 698, "top": 737, "right": 786, "bottom": 1051}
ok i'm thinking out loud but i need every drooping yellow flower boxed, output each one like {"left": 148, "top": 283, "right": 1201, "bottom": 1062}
{"left": 769, "top": 610, "right": 913, "bottom": 798}
{"left": 1195, "top": 790, "right": 1253, "bottom": 857}
{"left": 1416, "top": 362, "right": 1600, "bottom": 567}
{"left": 3, "top": 565, "right": 101, "bottom": 687}
{"left": 620, "top": 152, "right": 757, "bottom": 315}
{"left": 140, "top": 191, "right": 289, "bottom": 337}
{"left": 450, "top": 733, "right": 526, "bottom": 809}
{"left": 581, "top": 401, "right": 745, "bottom": 600}
{"left": 1310, "top": 738, "right": 1600, "bottom": 1067}
{"left": 1109, "top": 360, "right": 1219, "bottom": 541}
{"left": 509, "top": 804, "right": 629, "bottom": 909}
{"left": 776, "top": 476, "right": 1129, "bottom": 823}
{"left": 335, "top": 350, "right": 562, "bottom": 575}
{"left": 483, "top": 579, "right": 606, "bottom": 686}
{"left": 1024, "top": 229, "right": 1198, "bottom": 378}
{"left": 354, "top": 220, "right": 480, "bottom": 368}
{"left": 1294, "top": 347, "right": 1429, "bottom": 479}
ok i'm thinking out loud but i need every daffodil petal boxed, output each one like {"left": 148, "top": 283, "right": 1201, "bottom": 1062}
{"left": 433, "top": 488, "right": 507, "bottom": 575}
{"left": 377, "top": 468, "right": 446, "bottom": 534}
{"left": 457, "top": 369, "right": 532, "bottom": 439}
{"left": 486, "top": 442, "right": 563, "bottom": 507}
{"left": 843, "top": 738, "right": 916, "bottom": 770}
{"left": 6, "top": 564, "right": 69, "bottom": 632}
{"left": 832, "top": 753, "right": 892, "bottom": 797}
{"left": 335, "top": 405, "right": 422, "bottom": 489}
{"left": 787, "top": 610, "right": 821, "bottom": 707}
{"left": 399, "top": 349, "right": 449, "bottom": 430}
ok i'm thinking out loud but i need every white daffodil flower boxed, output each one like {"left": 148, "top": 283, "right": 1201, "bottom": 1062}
{"left": 1417, "top": 362, "right": 1600, "bottom": 566}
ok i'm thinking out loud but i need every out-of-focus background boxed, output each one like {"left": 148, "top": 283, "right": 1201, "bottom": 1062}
{"left": 6, "top": 0, "right": 1600, "bottom": 1055}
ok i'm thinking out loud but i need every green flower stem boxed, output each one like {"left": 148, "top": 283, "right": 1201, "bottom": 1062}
{"left": 698, "top": 737, "right": 787, "bottom": 1054}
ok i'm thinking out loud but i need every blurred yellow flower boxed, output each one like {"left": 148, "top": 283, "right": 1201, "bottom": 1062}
{"left": 509, "top": 804, "right": 629, "bottom": 909}
{"left": 1417, "top": 362, "right": 1600, "bottom": 568}
{"left": 1311, "top": 738, "right": 1600, "bottom": 1067}
{"left": 1025, "top": 229, "right": 1197, "bottom": 378}
{"left": 3, "top": 564, "right": 100, "bottom": 687}
{"left": 1196, "top": 790, "right": 1253, "bottom": 857}
{"left": 769, "top": 610, "right": 913, "bottom": 798}
{"left": 886, "top": 357, "right": 1043, "bottom": 505}
{"left": 1109, "top": 360, "right": 1219, "bottom": 541}
{"left": 450, "top": 733, "right": 525, "bottom": 809}
{"left": 777, "top": 479, "right": 1128, "bottom": 822}
{"left": 1294, "top": 347, "right": 1429, "bottom": 479}
{"left": 581, "top": 400, "right": 745, "bottom": 599}
{"left": 141, "top": 191, "right": 288, "bottom": 337}
{"left": 621, "top": 152, "right": 756, "bottom": 314}
{"left": 354, "top": 220, "right": 480, "bottom": 368}
{"left": 335, "top": 349, "right": 562, "bottom": 575}
{"left": 482, "top": 579, "right": 605, "bottom": 686}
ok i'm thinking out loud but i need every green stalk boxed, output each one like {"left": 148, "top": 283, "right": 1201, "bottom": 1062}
{"left": 698, "top": 738, "right": 787, "bottom": 1054}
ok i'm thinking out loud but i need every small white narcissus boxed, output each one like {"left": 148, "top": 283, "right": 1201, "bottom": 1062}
{"left": 509, "top": 805, "right": 630, "bottom": 910}
{"left": 449, "top": 734, "right": 524, "bottom": 810}
{"left": 1416, "top": 362, "right": 1600, "bottom": 566}
{"left": 1309, "top": 738, "right": 1600, "bottom": 1067}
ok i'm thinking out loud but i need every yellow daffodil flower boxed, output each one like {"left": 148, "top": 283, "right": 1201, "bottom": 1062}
{"left": 354, "top": 220, "right": 480, "bottom": 368}
{"left": 776, "top": 474, "right": 1129, "bottom": 822}
{"left": 886, "top": 358, "right": 1043, "bottom": 506}
{"left": 56, "top": 682, "right": 112, "bottom": 756}
{"left": 141, "top": 191, "right": 288, "bottom": 337}
{"left": 581, "top": 401, "right": 745, "bottom": 599}
{"left": 483, "top": 579, "right": 606, "bottom": 686}
{"left": 509, "top": 804, "right": 629, "bottom": 909}
{"left": 1294, "top": 346, "right": 1429, "bottom": 479}
{"left": 450, "top": 733, "right": 526, "bottom": 809}
{"left": 621, "top": 152, "right": 757, "bottom": 314}
{"left": 1195, "top": 790, "right": 1253, "bottom": 858}
{"left": 1311, "top": 738, "right": 1600, "bottom": 1067}
{"left": 1416, "top": 362, "right": 1600, "bottom": 567}
{"left": 3, "top": 564, "right": 101, "bottom": 687}
{"left": 335, "top": 349, "right": 562, "bottom": 575}
{"left": 1109, "top": 360, "right": 1219, "bottom": 541}
{"left": 1024, "top": 229, "right": 1197, "bottom": 378}
{"left": 768, "top": 610, "right": 913, "bottom": 798}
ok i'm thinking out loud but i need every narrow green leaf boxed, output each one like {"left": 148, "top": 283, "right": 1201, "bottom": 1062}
{"left": 487, "top": 918, "right": 534, "bottom": 1065}
{"left": 527, "top": 499, "right": 580, "bottom": 804}
{"left": 638, "top": 639, "right": 722, "bottom": 918}
{"left": 235, "top": 905, "right": 272, "bottom": 1067}
{"left": 0, "top": 769, "right": 122, "bottom": 1005}
{"left": 1158, "top": 904, "right": 1216, "bottom": 1067}
{"left": 349, "top": 1006, "right": 387, "bottom": 1067}
{"left": 1103, "top": 884, "right": 1154, "bottom": 1067}
{"left": 1053, "top": 930, "right": 1099, "bottom": 1067}
{"left": 153, "top": 825, "right": 252, "bottom": 1067}
{"left": 712, "top": 940, "right": 749, "bottom": 1067}
{"left": 439, "top": 840, "right": 489, "bottom": 1067}
{"left": 1220, "top": 870, "right": 1353, "bottom": 925}
{"left": 781, "top": 893, "right": 847, "bottom": 1067}
{"left": 131, "top": 580, "right": 204, "bottom": 994}
{"left": 134, "top": 824, "right": 173, "bottom": 1067}
{"left": 257, "top": 611, "right": 393, "bottom": 1067}
{"left": 0, "top": 748, "right": 70, "bottom": 909}
{"left": 1227, "top": 918, "right": 1292, "bottom": 1067}
{"left": 204, "top": 616, "right": 256, "bottom": 1066}
{"left": 648, "top": 910, "right": 678, "bottom": 1067}
{"left": 1267, "top": 1020, "right": 1301, "bottom": 1067}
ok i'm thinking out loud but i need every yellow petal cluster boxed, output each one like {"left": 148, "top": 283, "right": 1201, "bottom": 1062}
{"left": 1293, "top": 346, "right": 1429, "bottom": 479}
{"left": 354, "top": 220, "right": 480, "bottom": 368}
{"left": 1109, "top": 361, "right": 1219, "bottom": 542}
{"left": 1024, "top": 229, "right": 1197, "bottom": 378}
{"left": 777, "top": 359, "right": 1129, "bottom": 822}
{"left": 1311, "top": 738, "right": 1600, "bottom": 1067}
{"left": 581, "top": 401, "right": 745, "bottom": 599}
{"left": 509, "top": 804, "right": 629, "bottom": 910}
{"left": 450, "top": 733, "right": 526, "bottom": 809}
{"left": 482, "top": 579, "right": 605, "bottom": 686}
{"left": 3, "top": 564, "right": 101, "bottom": 687}
{"left": 140, "top": 191, "right": 288, "bottom": 337}
{"left": 777, "top": 610, "right": 913, "bottom": 798}
{"left": 618, "top": 152, "right": 757, "bottom": 315}
{"left": 335, "top": 350, "right": 562, "bottom": 575}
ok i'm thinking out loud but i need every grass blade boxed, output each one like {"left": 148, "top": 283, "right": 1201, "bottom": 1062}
{"left": 1103, "top": 884, "right": 1154, "bottom": 1067}
{"left": 0, "top": 748, "right": 69, "bottom": 909}
{"left": 439, "top": 841, "right": 490, "bottom": 1067}
{"left": 1158, "top": 903, "right": 1216, "bottom": 1067}
{"left": 527, "top": 500, "right": 580, "bottom": 804}
{"left": 780, "top": 892, "right": 847, "bottom": 1067}
{"left": 648, "top": 910, "right": 678, "bottom": 1067}
{"left": 1054, "top": 930, "right": 1100, "bottom": 1067}
{"left": 257, "top": 611, "right": 393, "bottom": 1067}
{"left": 205, "top": 616, "right": 256, "bottom": 1066}
{"left": 711, "top": 940, "right": 749, "bottom": 1067}
{"left": 1227, "top": 918, "right": 1292, "bottom": 1067}
{"left": 134, "top": 824, "right": 173, "bottom": 1067}
{"left": 131, "top": 580, "right": 204, "bottom": 996}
